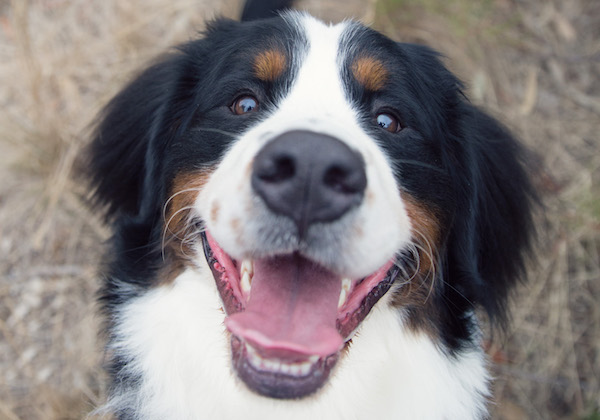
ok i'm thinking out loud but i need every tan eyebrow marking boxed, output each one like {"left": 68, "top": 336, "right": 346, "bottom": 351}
{"left": 351, "top": 56, "right": 388, "bottom": 91}
{"left": 254, "top": 49, "right": 287, "bottom": 81}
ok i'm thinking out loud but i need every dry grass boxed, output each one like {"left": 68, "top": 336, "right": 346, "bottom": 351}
{"left": 0, "top": 0, "right": 598, "bottom": 419}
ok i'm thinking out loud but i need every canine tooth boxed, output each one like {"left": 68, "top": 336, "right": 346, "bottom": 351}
{"left": 308, "top": 355, "right": 319, "bottom": 363}
{"left": 338, "top": 278, "right": 352, "bottom": 308}
{"left": 241, "top": 259, "right": 254, "bottom": 276}
{"left": 249, "top": 353, "right": 261, "bottom": 369}
{"left": 240, "top": 270, "right": 252, "bottom": 295}
{"left": 338, "top": 288, "right": 347, "bottom": 309}
{"left": 245, "top": 343, "right": 254, "bottom": 356}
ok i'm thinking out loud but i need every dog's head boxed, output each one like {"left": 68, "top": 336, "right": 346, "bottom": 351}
{"left": 89, "top": 12, "right": 535, "bottom": 399}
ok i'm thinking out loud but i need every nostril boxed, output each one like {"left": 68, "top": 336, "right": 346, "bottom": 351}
{"left": 323, "top": 166, "right": 350, "bottom": 193}
{"left": 323, "top": 165, "right": 367, "bottom": 195}
{"left": 256, "top": 155, "right": 296, "bottom": 183}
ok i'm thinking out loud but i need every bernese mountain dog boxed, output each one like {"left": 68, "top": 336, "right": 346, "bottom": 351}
{"left": 87, "top": 0, "right": 535, "bottom": 418}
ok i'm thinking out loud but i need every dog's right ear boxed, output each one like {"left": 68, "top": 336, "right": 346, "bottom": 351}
{"left": 86, "top": 57, "right": 182, "bottom": 221}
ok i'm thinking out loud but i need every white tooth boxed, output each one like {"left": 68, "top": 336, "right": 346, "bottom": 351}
{"left": 241, "top": 259, "right": 254, "bottom": 276}
{"left": 245, "top": 343, "right": 254, "bottom": 355}
{"left": 253, "top": 356, "right": 261, "bottom": 369}
{"left": 246, "top": 344, "right": 262, "bottom": 369}
{"left": 241, "top": 270, "right": 252, "bottom": 295}
{"left": 250, "top": 353, "right": 260, "bottom": 368}
{"left": 299, "top": 362, "right": 311, "bottom": 376}
{"left": 245, "top": 342, "right": 318, "bottom": 376}
{"left": 338, "top": 278, "right": 352, "bottom": 308}
{"left": 338, "top": 288, "right": 347, "bottom": 309}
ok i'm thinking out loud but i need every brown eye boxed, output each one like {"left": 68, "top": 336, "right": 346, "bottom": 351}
{"left": 376, "top": 113, "right": 401, "bottom": 133}
{"left": 232, "top": 95, "right": 259, "bottom": 115}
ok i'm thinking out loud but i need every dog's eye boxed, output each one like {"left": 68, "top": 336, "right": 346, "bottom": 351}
{"left": 232, "top": 95, "right": 259, "bottom": 115}
{"left": 376, "top": 113, "right": 401, "bottom": 133}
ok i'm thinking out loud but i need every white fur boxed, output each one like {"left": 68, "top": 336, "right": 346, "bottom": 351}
{"left": 102, "top": 266, "right": 490, "bottom": 420}
{"left": 197, "top": 15, "right": 411, "bottom": 280}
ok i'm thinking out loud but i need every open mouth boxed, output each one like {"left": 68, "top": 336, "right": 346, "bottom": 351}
{"left": 201, "top": 231, "right": 400, "bottom": 399}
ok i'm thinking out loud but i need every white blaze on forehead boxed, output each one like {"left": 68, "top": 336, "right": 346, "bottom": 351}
{"left": 273, "top": 15, "right": 360, "bottom": 144}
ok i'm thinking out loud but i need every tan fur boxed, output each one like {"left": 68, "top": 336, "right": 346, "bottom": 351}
{"left": 254, "top": 49, "right": 287, "bottom": 81}
{"left": 351, "top": 56, "right": 388, "bottom": 91}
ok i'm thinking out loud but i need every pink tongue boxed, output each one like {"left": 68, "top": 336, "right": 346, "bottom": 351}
{"left": 225, "top": 254, "right": 344, "bottom": 358}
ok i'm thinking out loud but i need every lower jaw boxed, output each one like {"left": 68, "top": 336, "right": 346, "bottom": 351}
{"left": 230, "top": 336, "right": 340, "bottom": 399}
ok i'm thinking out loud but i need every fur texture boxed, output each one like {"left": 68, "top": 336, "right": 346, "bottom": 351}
{"left": 87, "top": 5, "right": 535, "bottom": 419}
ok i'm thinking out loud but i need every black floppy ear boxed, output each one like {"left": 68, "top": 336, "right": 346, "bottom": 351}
{"left": 86, "top": 20, "right": 241, "bottom": 222}
{"left": 87, "top": 55, "right": 186, "bottom": 221}
{"left": 447, "top": 105, "right": 537, "bottom": 327}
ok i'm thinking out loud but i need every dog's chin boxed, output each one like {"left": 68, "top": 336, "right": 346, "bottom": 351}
{"left": 201, "top": 231, "right": 400, "bottom": 399}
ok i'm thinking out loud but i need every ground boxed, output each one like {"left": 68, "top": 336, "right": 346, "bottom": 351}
{"left": 0, "top": 0, "right": 598, "bottom": 419}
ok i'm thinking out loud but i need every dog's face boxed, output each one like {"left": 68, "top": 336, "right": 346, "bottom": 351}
{"left": 90, "top": 12, "right": 534, "bottom": 402}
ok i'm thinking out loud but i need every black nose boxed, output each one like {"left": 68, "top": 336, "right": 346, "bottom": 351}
{"left": 252, "top": 130, "right": 367, "bottom": 237}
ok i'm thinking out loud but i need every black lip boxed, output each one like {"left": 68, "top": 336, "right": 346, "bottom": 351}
{"left": 200, "top": 231, "right": 216, "bottom": 265}
{"left": 230, "top": 336, "right": 339, "bottom": 399}
{"left": 201, "top": 231, "right": 243, "bottom": 314}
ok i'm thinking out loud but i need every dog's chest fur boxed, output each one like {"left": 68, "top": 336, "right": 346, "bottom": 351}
{"left": 105, "top": 267, "right": 488, "bottom": 420}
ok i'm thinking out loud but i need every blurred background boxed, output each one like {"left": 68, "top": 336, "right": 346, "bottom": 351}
{"left": 0, "top": 0, "right": 598, "bottom": 418}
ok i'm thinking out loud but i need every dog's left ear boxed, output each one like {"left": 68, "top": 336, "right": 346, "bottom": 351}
{"left": 85, "top": 48, "right": 206, "bottom": 223}
{"left": 447, "top": 104, "right": 537, "bottom": 326}
{"left": 86, "top": 57, "right": 180, "bottom": 221}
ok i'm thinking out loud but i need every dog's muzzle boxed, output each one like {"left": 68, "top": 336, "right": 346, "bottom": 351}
{"left": 201, "top": 130, "right": 400, "bottom": 399}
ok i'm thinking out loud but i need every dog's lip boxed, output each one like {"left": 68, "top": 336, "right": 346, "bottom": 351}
{"left": 200, "top": 230, "right": 399, "bottom": 397}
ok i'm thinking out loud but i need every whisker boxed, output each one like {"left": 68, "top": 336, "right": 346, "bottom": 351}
{"left": 410, "top": 228, "right": 439, "bottom": 303}
{"left": 162, "top": 205, "right": 197, "bottom": 260}
{"left": 394, "top": 245, "right": 421, "bottom": 284}
{"left": 191, "top": 127, "right": 239, "bottom": 138}
{"left": 162, "top": 187, "right": 203, "bottom": 225}
{"left": 441, "top": 280, "right": 476, "bottom": 309}
{"left": 390, "top": 158, "right": 447, "bottom": 174}
{"left": 393, "top": 226, "right": 441, "bottom": 305}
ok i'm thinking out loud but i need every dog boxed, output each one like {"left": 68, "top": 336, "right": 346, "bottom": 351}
{"left": 87, "top": 0, "right": 536, "bottom": 418}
